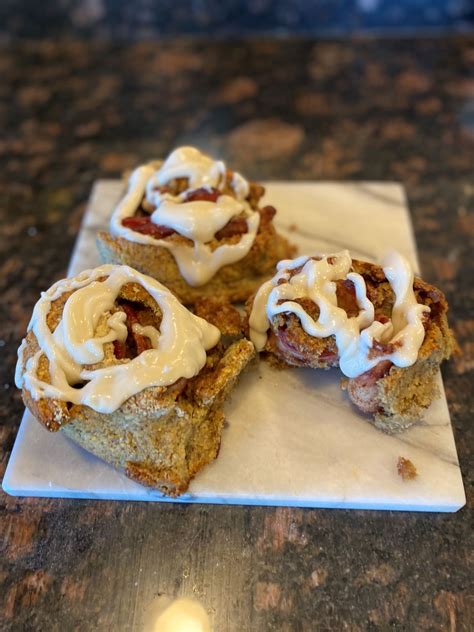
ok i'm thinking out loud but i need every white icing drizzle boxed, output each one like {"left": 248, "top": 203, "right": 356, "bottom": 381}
{"left": 132, "top": 323, "right": 161, "bottom": 348}
{"left": 249, "top": 250, "right": 430, "bottom": 378}
{"left": 149, "top": 145, "right": 226, "bottom": 191}
{"left": 15, "top": 264, "right": 221, "bottom": 414}
{"left": 150, "top": 196, "right": 246, "bottom": 243}
{"left": 109, "top": 146, "right": 260, "bottom": 286}
{"left": 231, "top": 170, "right": 250, "bottom": 199}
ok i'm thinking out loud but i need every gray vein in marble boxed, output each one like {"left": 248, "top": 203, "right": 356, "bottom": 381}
{"left": 390, "top": 434, "right": 461, "bottom": 468}
{"left": 276, "top": 223, "right": 376, "bottom": 260}
{"left": 356, "top": 183, "right": 405, "bottom": 207}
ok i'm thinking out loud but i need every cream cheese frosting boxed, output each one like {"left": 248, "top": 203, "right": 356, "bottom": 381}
{"left": 15, "top": 264, "right": 221, "bottom": 414}
{"left": 110, "top": 146, "right": 260, "bottom": 286}
{"left": 249, "top": 250, "right": 429, "bottom": 378}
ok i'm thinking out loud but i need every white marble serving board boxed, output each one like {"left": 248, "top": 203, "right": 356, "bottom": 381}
{"left": 2, "top": 182, "right": 466, "bottom": 511}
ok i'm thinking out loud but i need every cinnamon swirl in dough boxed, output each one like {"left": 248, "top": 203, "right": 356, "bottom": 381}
{"left": 247, "top": 250, "right": 456, "bottom": 432}
{"left": 96, "top": 146, "right": 295, "bottom": 304}
{"left": 15, "top": 264, "right": 254, "bottom": 495}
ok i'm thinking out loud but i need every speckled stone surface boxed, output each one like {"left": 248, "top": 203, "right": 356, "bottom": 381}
{"left": 0, "top": 37, "right": 473, "bottom": 630}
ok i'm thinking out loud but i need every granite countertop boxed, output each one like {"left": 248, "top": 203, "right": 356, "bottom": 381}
{"left": 1, "top": 37, "right": 472, "bottom": 630}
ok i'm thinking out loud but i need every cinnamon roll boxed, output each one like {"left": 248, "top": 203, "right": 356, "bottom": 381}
{"left": 97, "top": 146, "right": 295, "bottom": 304}
{"left": 15, "top": 264, "right": 255, "bottom": 495}
{"left": 247, "top": 250, "right": 456, "bottom": 432}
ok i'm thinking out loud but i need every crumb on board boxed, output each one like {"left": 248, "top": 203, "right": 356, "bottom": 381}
{"left": 397, "top": 456, "right": 417, "bottom": 481}
{"left": 287, "top": 223, "right": 298, "bottom": 232}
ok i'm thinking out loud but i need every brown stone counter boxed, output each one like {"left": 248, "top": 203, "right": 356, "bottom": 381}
{"left": 0, "top": 37, "right": 472, "bottom": 630}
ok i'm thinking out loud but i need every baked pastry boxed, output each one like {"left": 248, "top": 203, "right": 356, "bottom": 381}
{"left": 248, "top": 250, "right": 456, "bottom": 432}
{"left": 15, "top": 264, "right": 255, "bottom": 496}
{"left": 96, "top": 146, "right": 295, "bottom": 304}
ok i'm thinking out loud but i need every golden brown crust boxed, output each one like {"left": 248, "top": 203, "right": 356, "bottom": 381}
{"left": 18, "top": 331, "right": 70, "bottom": 431}
{"left": 123, "top": 407, "right": 227, "bottom": 496}
{"left": 191, "top": 339, "right": 256, "bottom": 406}
{"left": 193, "top": 298, "right": 243, "bottom": 337}
{"left": 59, "top": 340, "right": 254, "bottom": 496}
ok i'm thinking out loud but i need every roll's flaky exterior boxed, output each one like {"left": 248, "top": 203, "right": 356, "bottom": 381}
{"left": 15, "top": 265, "right": 255, "bottom": 496}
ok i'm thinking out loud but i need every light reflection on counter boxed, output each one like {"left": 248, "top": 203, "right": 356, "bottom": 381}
{"left": 143, "top": 596, "right": 211, "bottom": 632}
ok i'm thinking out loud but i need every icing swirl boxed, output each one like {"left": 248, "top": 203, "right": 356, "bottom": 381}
{"left": 15, "top": 265, "right": 221, "bottom": 414}
{"left": 110, "top": 147, "right": 259, "bottom": 286}
{"left": 249, "top": 250, "right": 429, "bottom": 378}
